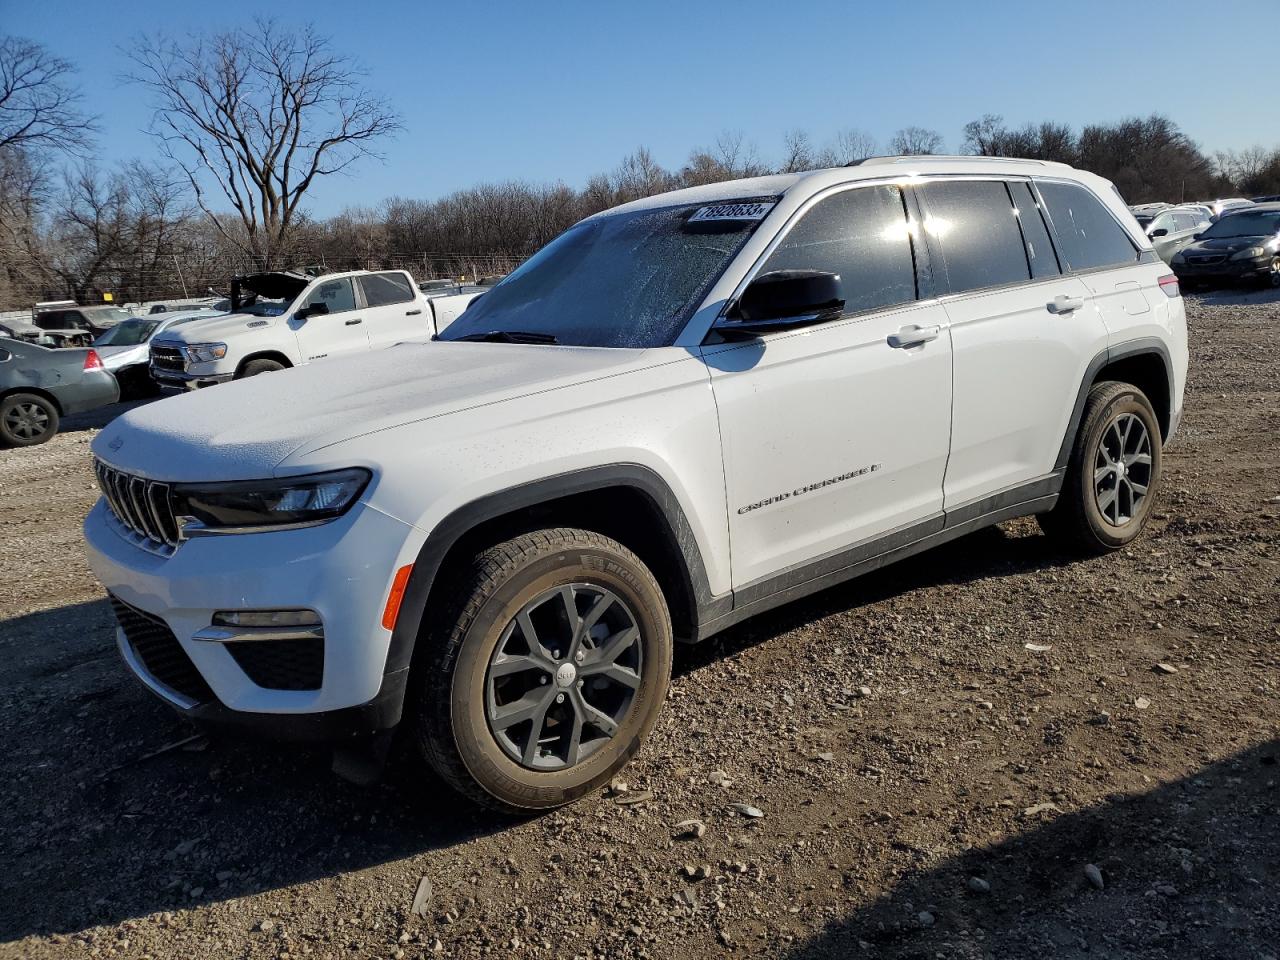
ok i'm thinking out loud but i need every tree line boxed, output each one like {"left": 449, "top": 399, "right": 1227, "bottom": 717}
{"left": 3, "top": 24, "right": 1280, "bottom": 312}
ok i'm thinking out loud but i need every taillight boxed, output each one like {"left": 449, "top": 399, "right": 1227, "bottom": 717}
{"left": 83, "top": 349, "right": 103, "bottom": 370}
{"left": 1158, "top": 274, "right": 1180, "bottom": 299}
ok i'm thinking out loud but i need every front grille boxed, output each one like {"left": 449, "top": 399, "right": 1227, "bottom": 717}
{"left": 109, "top": 596, "right": 215, "bottom": 706}
{"left": 95, "top": 460, "right": 179, "bottom": 554}
{"left": 150, "top": 343, "right": 186, "bottom": 372}
{"left": 1188, "top": 255, "right": 1227, "bottom": 265}
{"left": 227, "top": 638, "right": 325, "bottom": 690}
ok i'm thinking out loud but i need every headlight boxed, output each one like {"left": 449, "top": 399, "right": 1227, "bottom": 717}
{"left": 182, "top": 342, "right": 228, "bottom": 363}
{"left": 171, "top": 468, "right": 371, "bottom": 535}
{"left": 1229, "top": 246, "right": 1265, "bottom": 261}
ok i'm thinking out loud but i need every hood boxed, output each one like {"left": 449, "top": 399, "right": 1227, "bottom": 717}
{"left": 155, "top": 311, "right": 282, "bottom": 344}
{"left": 236, "top": 271, "right": 310, "bottom": 302}
{"left": 1184, "top": 235, "right": 1274, "bottom": 254}
{"left": 92, "top": 342, "right": 659, "bottom": 481}
{"left": 96, "top": 343, "right": 148, "bottom": 367}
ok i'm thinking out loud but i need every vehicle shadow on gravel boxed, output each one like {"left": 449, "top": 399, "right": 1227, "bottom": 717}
{"left": 675, "top": 523, "right": 1076, "bottom": 678}
{"left": 780, "top": 737, "right": 1280, "bottom": 959}
{"left": 0, "top": 600, "right": 511, "bottom": 943}
{"left": 59, "top": 397, "right": 159, "bottom": 436}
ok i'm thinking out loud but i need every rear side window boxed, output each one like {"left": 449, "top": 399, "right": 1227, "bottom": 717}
{"left": 1036, "top": 181, "right": 1138, "bottom": 271}
{"left": 758, "top": 184, "right": 917, "bottom": 315}
{"left": 359, "top": 272, "right": 415, "bottom": 308}
{"left": 1009, "top": 181, "right": 1061, "bottom": 279}
{"left": 920, "top": 180, "right": 1030, "bottom": 293}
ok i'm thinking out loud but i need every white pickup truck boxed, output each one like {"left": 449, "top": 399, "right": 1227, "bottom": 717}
{"left": 149, "top": 269, "right": 483, "bottom": 389}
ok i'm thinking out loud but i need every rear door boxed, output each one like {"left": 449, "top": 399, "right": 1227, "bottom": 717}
{"left": 917, "top": 178, "right": 1105, "bottom": 513}
{"left": 357, "top": 272, "right": 429, "bottom": 346}
{"left": 290, "top": 276, "right": 369, "bottom": 363}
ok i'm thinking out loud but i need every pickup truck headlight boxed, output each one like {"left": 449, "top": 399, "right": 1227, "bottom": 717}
{"left": 171, "top": 468, "right": 371, "bottom": 535}
{"left": 182, "top": 342, "right": 228, "bottom": 363}
{"left": 1229, "top": 246, "right": 1265, "bottom": 261}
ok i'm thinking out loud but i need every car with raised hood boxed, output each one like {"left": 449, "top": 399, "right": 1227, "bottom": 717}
{"left": 148, "top": 269, "right": 480, "bottom": 390}
{"left": 86, "top": 156, "right": 1187, "bottom": 811}
{"left": 1, "top": 338, "right": 118, "bottom": 447}
{"left": 1170, "top": 203, "right": 1280, "bottom": 288}
{"left": 92, "top": 309, "right": 224, "bottom": 398}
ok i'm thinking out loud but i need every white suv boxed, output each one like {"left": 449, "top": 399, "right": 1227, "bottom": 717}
{"left": 85, "top": 157, "right": 1187, "bottom": 811}
{"left": 149, "top": 269, "right": 481, "bottom": 389}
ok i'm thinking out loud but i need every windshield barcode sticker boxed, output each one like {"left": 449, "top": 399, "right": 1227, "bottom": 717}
{"left": 688, "top": 201, "right": 776, "bottom": 223}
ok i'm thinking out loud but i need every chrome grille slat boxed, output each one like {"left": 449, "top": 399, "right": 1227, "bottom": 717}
{"left": 94, "top": 459, "right": 179, "bottom": 554}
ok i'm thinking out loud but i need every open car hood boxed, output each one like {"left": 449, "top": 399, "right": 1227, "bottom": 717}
{"left": 234, "top": 271, "right": 311, "bottom": 303}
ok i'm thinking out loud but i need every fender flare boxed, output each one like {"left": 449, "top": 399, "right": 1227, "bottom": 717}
{"left": 1055, "top": 337, "right": 1173, "bottom": 470}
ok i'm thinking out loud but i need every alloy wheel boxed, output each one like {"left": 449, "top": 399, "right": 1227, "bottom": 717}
{"left": 485, "top": 583, "right": 643, "bottom": 771}
{"left": 3, "top": 401, "right": 50, "bottom": 441}
{"left": 1093, "top": 413, "right": 1152, "bottom": 526}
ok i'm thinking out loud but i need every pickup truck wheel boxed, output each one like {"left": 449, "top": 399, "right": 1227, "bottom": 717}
{"left": 1038, "top": 381, "right": 1162, "bottom": 553}
{"left": 0, "top": 393, "right": 60, "bottom": 447}
{"left": 414, "top": 528, "right": 672, "bottom": 813}
{"left": 239, "top": 358, "right": 285, "bottom": 378}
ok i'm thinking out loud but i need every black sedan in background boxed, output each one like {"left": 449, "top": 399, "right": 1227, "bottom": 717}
{"left": 1171, "top": 205, "right": 1280, "bottom": 289}
{"left": 0, "top": 338, "right": 120, "bottom": 447}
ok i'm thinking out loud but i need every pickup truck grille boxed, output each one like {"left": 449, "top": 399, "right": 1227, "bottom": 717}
{"left": 150, "top": 343, "right": 186, "bottom": 372}
{"left": 95, "top": 460, "right": 180, "bottom": 554}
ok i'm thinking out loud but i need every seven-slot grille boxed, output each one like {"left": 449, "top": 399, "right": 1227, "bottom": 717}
{"left": 150, "top": 343, "right": 186, "bottom": 372}
{"left": 95, "top": 459, "right": 180, "bottom": 552}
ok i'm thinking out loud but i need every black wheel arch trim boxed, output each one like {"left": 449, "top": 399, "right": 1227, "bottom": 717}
{"left": 1055, "top": 338, "right": 1173, "bottom": 471}
{"left": 382, "top": 463, "right": 723, "bottom": 695}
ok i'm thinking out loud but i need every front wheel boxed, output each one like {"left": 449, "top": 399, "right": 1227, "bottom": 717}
{"left": 1039, "top": 381, "right": 1162, "bottom": 552}
{"left": 0, "top": 393, "right": 60, "bottom": 447}
{"left": 238, "top": 358, "right": 286, "bottom": 378}
{"left": 414, "top": 528, "right": 673, "bottom": 813}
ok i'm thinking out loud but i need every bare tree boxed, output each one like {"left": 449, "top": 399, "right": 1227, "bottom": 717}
{"left": 889, "top": 126, "right": 944, "bottom": 156}
{"left": 829, "top": 128, "right": 878, "bottom": 164}
{"left": 129, "top": 20, "right": 401, "bottom": 268}
{"left": 780, "top": 129, "right": 815, "bottom": 173}
{"left": 961, "top": 114, "right": 1006, "bottom": 156}
{"left": 0, "top": 35, "right": 96, "bottom": 153}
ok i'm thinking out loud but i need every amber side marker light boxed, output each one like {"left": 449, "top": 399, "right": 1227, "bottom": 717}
{"left": 382, "top": 564, "right": 414, "bottom": 631}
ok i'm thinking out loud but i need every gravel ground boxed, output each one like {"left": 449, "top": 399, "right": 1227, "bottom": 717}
{"left": 1, "top": 292, "right": 1278, "bottom": 960}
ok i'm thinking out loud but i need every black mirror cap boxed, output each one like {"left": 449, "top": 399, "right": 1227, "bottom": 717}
{"left": 301, "top": 301, "right": 330, "bottom": 319}
{"left": 1150, "top": 228, "right": 1169, "bottom": 238}
{"left": 736, "top": 270, "right": 844, "bottom": 322}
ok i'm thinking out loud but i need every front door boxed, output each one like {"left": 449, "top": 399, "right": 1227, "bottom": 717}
{"left": 291, "top": 276, "right": 369, "bottom": 363}
{"left": 704, "top": 182, "right": 953, "bottom": 590}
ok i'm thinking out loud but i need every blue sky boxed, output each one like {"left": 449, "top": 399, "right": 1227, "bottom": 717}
{"left": 6, "top": 0, "right": 1278, "bottom": 216}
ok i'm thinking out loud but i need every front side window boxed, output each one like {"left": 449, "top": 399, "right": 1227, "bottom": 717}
{"left": 359, "top": 272, "right": 415, "bottom": 308}
{"left": 300, "top": 278, "right": 356, "bottom": 314}
{"left": 440, "top": 201, "right": 766, "bottom": 348}
{"left": 756, "top": 184, "right": 917, "bottom": 315}
{"left": 1036, "top": 180, "right": 1139, "bottom": 271}
{"left": 1149, "top": 213, "right": 1176, "bottom": 235}
{"left": 921, "top": 180, "right": 1031, "bottom": 294}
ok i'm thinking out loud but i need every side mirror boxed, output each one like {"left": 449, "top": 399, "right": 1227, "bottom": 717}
{"left": 716, "top": 270, "right": 844, "bottom": 339}
{"left": 298, "top": 301, "right": 329, "bottom": 320}
{"left": 1192, "top": 233, "right": 1203, "bottom": 240}
{"left": 1149, "top": 228, "right": 1169, "bottom": 238}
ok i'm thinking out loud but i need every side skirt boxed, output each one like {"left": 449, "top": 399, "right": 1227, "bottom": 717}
{"left": 692, "top": 475, "right": 1062, "bottom": 641}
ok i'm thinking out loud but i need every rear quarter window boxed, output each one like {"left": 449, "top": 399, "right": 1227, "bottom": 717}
{"left": 1036, "top": 180, "right": 1139, "bottom": 271}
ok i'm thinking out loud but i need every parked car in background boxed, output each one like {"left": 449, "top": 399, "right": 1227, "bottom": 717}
{"left": 1128, "top": 202, "right": 1170, "bottom": 224}
{"left": 1171, "top": 204, "right": 1280, "bottom": 288}
{"left": 31, "top": 304, "right": 136, "bottom": 347}
{"left": 1141, "top": 205, "right": 1213, "bottom": 264}
{"left": 150, "top": 269, "right": 480, "bottom": 390}
{"left": 1250, "top": 194, "right": 1280, "bottom": 204}
{"left": 1, "top": 338, "right": 119, "bottom": 447}
{"left": 1207, "top": 198, "right": 1253, "bottom": 220}
{"left": 87, "top": 156, "right": 1187, "bottom": 811}
{"left": 93, "top": 308, "right": 223, "bottom": 398}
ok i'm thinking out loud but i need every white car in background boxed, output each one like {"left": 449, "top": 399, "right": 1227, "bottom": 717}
{"left": 149, "top": 269, "right": 482, "bottom": 390}
{"left": 93, "top": 309, "right": 224, "bottom": 397}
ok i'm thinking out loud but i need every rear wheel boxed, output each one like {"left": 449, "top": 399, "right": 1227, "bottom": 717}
{"left": 0, "top": 393, "right": 60, "bottom": 447}
{"left": 1039, "top": 381, "right": 1162, "bottom": 552}
{"left": 238, "top": 358, "right": 285, "bottom": 378}
{"left": 414, "top": 528, "right": 672, "bottom": 813}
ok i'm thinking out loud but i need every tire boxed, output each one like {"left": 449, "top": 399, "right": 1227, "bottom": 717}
{"left": 0, "top": 393, "right": 60, "bottom": 447}
{"left": 414, "top": 527, "right": 673, "bottom": 813}
{"left": 1039, "top": 381, "right": 1162, "bottom": 553}
{"left": 1264, "top": 256, "right": 1280, "bottom": 289}
{"left": 238, "top": 358, "right": 286, "bottom": 378}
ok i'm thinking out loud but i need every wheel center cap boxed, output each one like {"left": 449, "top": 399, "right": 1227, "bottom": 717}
{"left": 1116, "top": 461, "right": 1127, "bottom": 478}
{"left": 555, "top": 662, "right": 577, "bottom": 687}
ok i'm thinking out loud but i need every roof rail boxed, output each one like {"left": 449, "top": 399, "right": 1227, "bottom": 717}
{"left": 846, "top": 155, "right": 1069, "bottom": 168}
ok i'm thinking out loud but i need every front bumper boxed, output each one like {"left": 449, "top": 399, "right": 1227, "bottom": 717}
{"left": 150, "top": 365, "right": 234, "bottom": 391}
{"left": 85, "top": 497, "right": 424, "bottom": 738}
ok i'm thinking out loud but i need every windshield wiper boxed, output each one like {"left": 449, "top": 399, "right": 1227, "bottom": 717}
{"left": 449, "top": 330, "right": 559, "bottom": 344}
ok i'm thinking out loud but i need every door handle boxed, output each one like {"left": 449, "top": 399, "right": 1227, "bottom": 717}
{"left": 888, "top": 324, "right": 940, "bottom": 349}
{"left": 1047, "top": 295, "right": 1085, "bottom": 314}
{"left": 345, "top": 318, "right": 363, "bottom": 326}
{"left": 405, "top": 309, "right": 423, "bottom": 316}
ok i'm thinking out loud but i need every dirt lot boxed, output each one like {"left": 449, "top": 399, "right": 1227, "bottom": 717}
{"left": 1, "top": 291, "right": 1277, "bottom": 960}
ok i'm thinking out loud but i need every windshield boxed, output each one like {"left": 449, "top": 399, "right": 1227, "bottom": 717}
{"left": 93, "top": 318, "right": 161, "bottom": 346}
{"left": 438, "top": 201, "right": 768, "bottom": 348}
{"left": 1201, "top": 211, "right": 1280, "bottom": 239}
